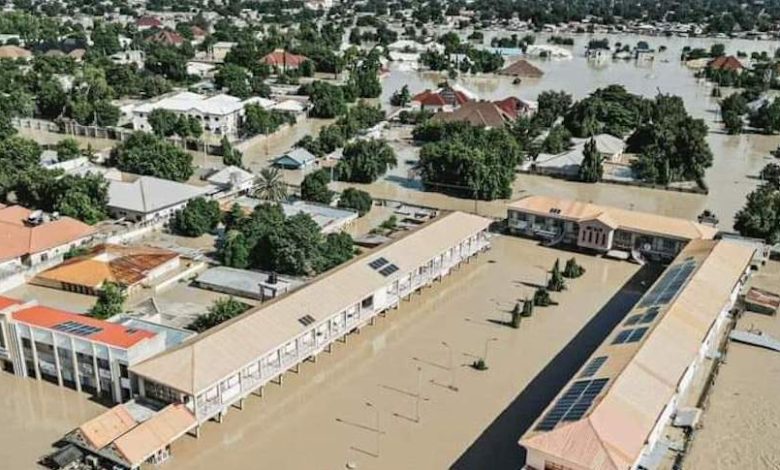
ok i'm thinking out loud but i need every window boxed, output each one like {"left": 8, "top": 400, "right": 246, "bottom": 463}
{"left": 361, "top": 296, "right": 374, "bottom": 309}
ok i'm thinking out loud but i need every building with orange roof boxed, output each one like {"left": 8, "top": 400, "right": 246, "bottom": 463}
{"left": 0, "top": 298, "right": 167, "bottom": 404}
{"left": 411, "top": 83, "right": 473, "bottom": 112}
{"left": 0, "top": 205, "right": 95, "bottom": 275}
{"left": 507, "top": 196, "right": 718, "bottom": 262}
{"left": 148, "top": 30, "right": 185, "bottom": 46}
{"left": 33, "top": 244, "right": 180, "bottom": 297}
{"left": 706, "top": 55, "right": 744, "bottom": 73}
{"left": 261, "top": 49, "right": 309, "bottom": 71}
{"left": 520, "top": 239, "right": 754, "bottom": 469}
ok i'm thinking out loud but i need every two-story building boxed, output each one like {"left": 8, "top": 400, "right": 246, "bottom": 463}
{"left": 507, "top": 196, "right": 718, "bottom": 262}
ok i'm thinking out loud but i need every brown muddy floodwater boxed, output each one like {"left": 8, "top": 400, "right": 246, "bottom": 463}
{"left": 0, "top": 371, "right": 106, "bottom": 468}
{"left": 376, "top": 33, "right": 779, "bottom": 229}
{"left": 162, "top": 236, "right": 639, "bottom": 470}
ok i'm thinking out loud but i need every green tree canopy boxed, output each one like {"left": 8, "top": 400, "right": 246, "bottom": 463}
{"left": 111, "top": 132, "right": 194, "bottom": 181}
{"left": 170, "top": 197, "right": 222, "bottom": 237}
{"left": 301, "top": 168, "right": 333, "bottom": 204}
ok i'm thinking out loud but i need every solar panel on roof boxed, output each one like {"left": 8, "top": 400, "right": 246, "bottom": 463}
{"left": 368, "top": 257, "right": 389, "bottom": 270}
{"left": 626, "top": 327, "right": 648, "bottom": 343}
{"left": 612, "top": 329, "right": 632, "bottom": 345}
{"left": 534, "top": 378, "right": 609, "bottom": 431}
{"left": 579, "top": 356, "right": 607, "bottom": 378}
{"left": 624, "top": 314, "right": 643, "bottom": 326}
{"left": 637, "top": 260, "right": 697, "bottom": 309}
{"left": 52, "top": 321, "right": 102, "bottom": 337}
{"left": 378, "top": 264, "right": 399, "bottom": 277}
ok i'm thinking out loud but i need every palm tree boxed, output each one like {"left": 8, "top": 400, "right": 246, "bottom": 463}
{"left": 254, "top": 167, "right": 288, "bottom": 202}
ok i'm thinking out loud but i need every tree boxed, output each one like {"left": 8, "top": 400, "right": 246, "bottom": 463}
{"left": 533, "top": 287, "right": 552, "bottom": 307}
{"left": 335, "top": 139, "right": 397, "bottom": 183}
{"left": 760, "top": 163, "right": 780, "bottom": 188}
{"left": 710, "top": 43, "right": 726, "bottom": 57}
{"left": 308, "top": 81, "right": 347, "bottom": 118}
{"left": 536, "top": 90, "right": 573, "bottom": 127}
{"left": 337, "top": 188, "right": 373, "bottom": 216}
{"left": 88, "top": 282, "right": 126, "bottom": 319}
{"left": 215, "top": 63, "right": 252, "bottom": 98}
{"left": 578, "top": 138, "right": 603, "bottom": 182}
{"left": 749, "top": 98, "right": 780, "bottom": 134}
{"left": 55, "top": 138, "right": 81, "bottom": 161}
{"left": 318, "top": 231, "right": 356, "bottom": 272}
{"left": 170, "top": 197, "right": 221, "bottom": 237}
{"left": 111, "top": 132, "right": 193, "bottom": 181}
{"left": 148, "top": 109, "right": 179, "bottom": 136}
{"left": 563, "top": 258, "right": 585, "bottom": 278}
{"left": 220, "top": 230, "right": 251, "bottom": 268}
{"left": 510, "top": 302, "right": 522, "bottom": 328}
{"left": 390, "top": 85, "right": 411, "bottom": 107}
{"left": 541, "top": 124, "right": 572, "bottom": 154}
{"left": 734, "top": 184, "right": 780, "bottom": 244}
{"left": 254, "top": 167, "right": 288, "bottom": 202}
{"left": 243, "top": 105, "right": 294, "bottom": 137}
{"left": 221, "top": 136, "right": 243, "bottom": 167}
{"left": 547, "top": 259, "right": 566, "bottom": 292}
{"left": 189, "top": 297, "right": 248, "bottom": 332}
{"left": 301, "top": 169, "right": 333, "bottom": 204}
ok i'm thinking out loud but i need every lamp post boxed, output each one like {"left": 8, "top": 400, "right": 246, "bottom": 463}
{"left": 483, "top": 337, "right": 499, "bottom": 367}
{"left": 365, "top": 401, "right": 380, "bottom": 457}
{"left": 415, "top": 366, "right": 423, "bottom": 423}
{"left": 441, "top": 341, "right": 457, "bottom": 391}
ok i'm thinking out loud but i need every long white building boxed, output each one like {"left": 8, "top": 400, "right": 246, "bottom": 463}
{"left": 130, "top": 211, "right": 491, "bottom": 426}
{"left": 520, "top": 239, "right": 755, "bottom": 470}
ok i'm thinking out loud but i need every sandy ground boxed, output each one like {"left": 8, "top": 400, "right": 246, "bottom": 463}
{"left": 0, "top": 372, "right": 106, "bottom": 468}
{"left": 160, "top": 236, "right": 639, "bottom": 470}
{"left": 685, "top": 260, "right": 780, "bottom": 470}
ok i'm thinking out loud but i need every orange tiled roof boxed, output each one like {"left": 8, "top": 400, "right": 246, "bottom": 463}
{"left": 12, "top": 305, "right": 155, "bottom": 349}
{"left": 262, "top": 49, "right": 308, "bottom": 68}
{"left": 0, "top": 296, "right": 21, "bottom": 311}
{"left": 0, "top": 206, "right": 95, "bottom": 263}
{"left": 707, "top": 55, "right": 743, "bottom": 71}
{"left": 149, "top": 30, "right": 185, "bottom": 46}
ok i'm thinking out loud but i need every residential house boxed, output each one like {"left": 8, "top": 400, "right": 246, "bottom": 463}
{"left": 411, "top": 83, "right": 474, "bottom": 112}
{"left": 272, "top": 147, "right": 317, "bottom": 170}
{"left": 107, "top": 176, "right": 213, "bottom": 223}
{"left": 499, "top": 59, "right": 544, "bottom": 78}
{"left": 0, "top": 205, "right": 95, "bottom": 280}
{"left": 136, "top": 16, "right": 162, "bottom": 31}
{"left": 262, "top": 49, "right": 309, "bottom": 71}
{"left": 707, "top": 55, "right": 744, "bottom": 74}
{"left": 431, "top": 100, "right": 515, "bottom": 128}
{"left": 0, "top": 45, "right": 32, "bottom": 60}
{"left": 131, "top": 91, "right": 255, "bottom": 139}
{"left": 528, "top": 134, "right": 625, "bottom": 178}
{"left": 205, "top": 165, "right": 255, "bottom": 197}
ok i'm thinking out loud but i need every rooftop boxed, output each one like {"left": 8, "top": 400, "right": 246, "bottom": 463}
{"left": 130, "top": 211, "right": 491, "bottom": 395}
{"left": 500, "top": 58, "right": 544, "bottom": 77}
{"left": 34, "top": 244, "right": 179, "bottom": 289}
{"left": 133, "top": 91, "right": 248, "bottom": 116}
{"left": 520, "top": 239, "right": 755, "bottom": 469}
{"left": 0, "top": 206, "right": 95, "bottom": 262}
{"left": 108, "top": 176, "right": 212, "bottom": 215}
{"left": 508, "top": 195, "right": 718, "bottom": 241}
{"left": 10, "top": 304, "right": 156, "bottom": 349}
{"left": 432, "top": 100, "right": 515, "bottom": 127}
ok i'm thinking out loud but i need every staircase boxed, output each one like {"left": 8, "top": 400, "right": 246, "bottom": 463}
{"left": 542, "top": 230, "right": 566, "bottom": 247}
{"left": 631, "top": 248, "right": 646, "bottom": 266}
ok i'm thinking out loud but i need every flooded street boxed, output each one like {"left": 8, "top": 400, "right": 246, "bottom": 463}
{"left": 0, "top": 372, "right": 106, "bottom": 468}
{"left": 164, "top": 236, "right": 638, "bottom": 470}
{"left": 375, "top": 33, "right": 779, "bottom": 229}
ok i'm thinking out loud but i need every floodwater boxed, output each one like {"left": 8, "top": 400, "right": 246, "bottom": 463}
{"left": 375, "top": 33, "right": 779, "bottom": 229}
{"left": 163, "top": 236, "right": 638, "bottom": 469}
{"left": 0, "top": 371, "right": 106, "bottom": 468}
{"left": 684, "top": 260, "right": 780, "bottom": 470}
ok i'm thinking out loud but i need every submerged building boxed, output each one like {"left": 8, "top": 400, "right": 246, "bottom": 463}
{"left": 520, "top": 239, "right": 755, "bottom": 470}
{"left": 0, "top": 298, "right": 175, "bottom": 403}
{"left": 130, "top": 211, "right": 491, "bottom": 425}
{"left": 507, "top": 196, "right": 717, "bottom": 261}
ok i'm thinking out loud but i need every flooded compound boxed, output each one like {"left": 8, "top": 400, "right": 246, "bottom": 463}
{"left": 163, "top": 236, "right": 639, "bottom": 469}
{"left": 0, "top": 372, "right": 106, "bottom": 468}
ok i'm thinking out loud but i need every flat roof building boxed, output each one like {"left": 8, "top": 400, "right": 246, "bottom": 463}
{"left": 0, "top": 298, "right": 168, "bottom": 404}
{"left": 520, "top": 239, "right": 755, "bottom": 470}
{"left": 195, "top": 266, "right": 304, "bottom": 301}
{"left": 507, "top": 196, "right": 717, "bottom": 262}
{"left": 130, "top": 211, "right": 491, "bottom": 427}
{"left": 108, "top": 176, "right": 213, "bottom": 223}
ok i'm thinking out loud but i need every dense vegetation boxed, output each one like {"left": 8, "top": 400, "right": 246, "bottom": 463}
{"left": 219, "top": 203, "right": 355, "bottom": 276}
{"left": 110, "top": 132, "right": 194, "bottom": 181}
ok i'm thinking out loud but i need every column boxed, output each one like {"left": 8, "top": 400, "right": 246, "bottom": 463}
{"left": 29, "top": 328, "right": 41, "bottom": 380}
{"left": 52, "top": 332, "right": 63, "bottom": 387}
{"left": 70, "top": 337, "right": 81, "bottom": 392}
{"left": 91, "top": 344, "right": 101, "bottom": 395}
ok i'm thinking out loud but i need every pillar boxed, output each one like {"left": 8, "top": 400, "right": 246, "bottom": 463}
{"left": 51, "top": 332, "right": 63, "bottom": 387}
{"left": 29, "top": 330, "right": 41, "bottom": 380}
{"left": 70, "top": 337, "right": 82, "bottom": 392}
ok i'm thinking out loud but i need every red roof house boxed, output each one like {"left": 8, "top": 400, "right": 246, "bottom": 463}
{"left": 262, "top": 49, "right": 309, "bottom": 70}
{"left": 707, "top": 55, "right": 744, "bottom": 73}
{"left": 148, "top": 30, "right": 185, "bottom": 46}
{"left": 412, "top": 85, "right": 471, "bottom": 111}
{"left": 136, "top": 16, "right": 162, "bottom": 29}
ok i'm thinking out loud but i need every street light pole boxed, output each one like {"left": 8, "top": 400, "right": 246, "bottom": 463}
{"left": 442, "top": 341, "right": 457, "bottom": 391}
{"left": 483, "top": 337, "right": 498, "bottom": 366}
{"left": 365, "top": 401, "right": 380, "bottom": 457}
{"left": 415, "top": 366, "right": 423, "bottom": 423}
